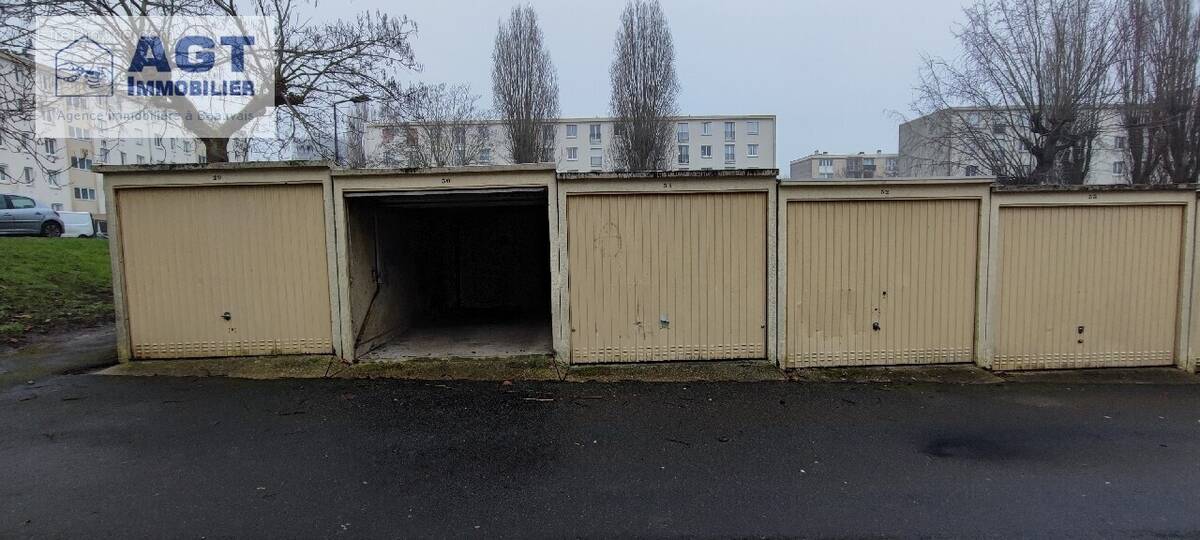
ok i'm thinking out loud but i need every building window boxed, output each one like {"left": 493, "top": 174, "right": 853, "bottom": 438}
{"left": 1115, "top": 136, "right": 1127, "bottom": 150}
{"left": 44, "top": 139, "right": 56, "bottom": 154}
{"left": 818, "top": 158, "right": 834, "bottom": 167}
{"left": 724, "top": 121, "right": 735, "bottom": 142}
{"left": 992, "top": 123, "right": 1006, "bottom": 135}
{"left": 678, "top": 145, "right": 689, "bottom": 165}
{"left": 1113, "top": 161, "right": 1126, "bottom": 174}
{"left": 700, "top": 145, "right": 712, "bottom": 159}
{"left": 590, "top": 155, "right": 603, "bottom": 169}
{"left": 70, "top": 156, "right": 92, "bottom": 170}
{"left": 22, "top": 167, "right": 33, "bottom": 183}
{"left": 964, "top": 165, "right": 980, "bottom": 176}
{"left": 747, "top": 144, "right": 759, "bottom": 157}
{"left": 886, "top": 158, "right": 898, "bottom": 174}
{"left": 198, "top": 155, "right": 207, "bottom": 164}
{"left": 170, "top": 139, "right": 176, "bottom": 150}
{"left": 589, "top": 124, "right": 602, "bottom": 145}
{"left": 136, "top": 155, "right": 145, "bottom": 164}
{"left": 677, "top": 122, "right": 689, "bottom": 143}
{"left": 120, "top": 151, "right": 127, "bottom": 165}
{"left": 135, "top": 129, "right": 144, "bottom": 144}
{"left": 73, "top": 187, "right": 96, "bottom": 200}
{"left": 47, "top": 170, "right": 60, "bottom": 186}
{"left": 747, "top": 120, "right": 759, "bottom": 135}
{"left": 479, "top": 147, "right": 492, "bottom": 164}
{"left": 0, "top": 164, "right": 7, "bottom": 180}
{"left": 155, "top": 135, "right": 163, "bottom": 147}
{"left": 966, "top": 112, "right": 982, "bottom": 126}
{"left": 567, "top": 147, "right": 578, "bottom": 161}
{"left": 702, "top": 121, "right": 712, "bottom": 136}
{"left": 724, "top": 144, "right": 735, "bottom": 163}
{"left": 566, "top": 124, "right": 577, "bottom": 139}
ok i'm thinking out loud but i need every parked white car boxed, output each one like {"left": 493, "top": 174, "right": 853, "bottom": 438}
{"left": 58, "top": 211, "right": 95, "bottom": 238}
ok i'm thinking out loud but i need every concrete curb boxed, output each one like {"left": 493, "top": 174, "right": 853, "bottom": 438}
{"left": 96, "top": 356, "right": 789, "bottom": 383}
{"left": 94, "top": 356, "right": 1200, "bottom": 385}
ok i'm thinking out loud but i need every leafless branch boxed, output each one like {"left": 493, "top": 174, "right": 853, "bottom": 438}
{"left": 608, "top": 0, "right": 678, "bottom": 172}
{"left": 491, "top": 4, "right": 558, "bottom": 164}
{"left": 910, "top": 0, "right": 1121, "bottom": 184}
{"left": 372, "top": 83, "right": 492, "bottom": 168}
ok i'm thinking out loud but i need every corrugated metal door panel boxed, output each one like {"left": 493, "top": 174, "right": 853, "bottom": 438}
{"left": 786, "top": 199, "right": 979, "bottom": 368}
{"left": 119, "top": 184, "right": 332, "bottom": 358}
{"left": 567, "top": 192, "right": 767, "bottom": 363}
{"left": 995, "top": 205, "right": 1183, "bottom": 370}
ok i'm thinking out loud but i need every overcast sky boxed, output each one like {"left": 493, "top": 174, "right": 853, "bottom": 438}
{"left": 312, "top": 0, "right": 971, "bottom": 172}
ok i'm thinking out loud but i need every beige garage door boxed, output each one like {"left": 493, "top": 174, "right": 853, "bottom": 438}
{"left": 567, "top": 192, "right": 767, "bottom": 363}
{"left": 995, "top": 205, "right": 1183, "bottom": 370}
{"left": 785, "top": 199, "right": 979, "bottom": 368}
{"left": 118, "top": 184, "right": 333, "bottom": 358}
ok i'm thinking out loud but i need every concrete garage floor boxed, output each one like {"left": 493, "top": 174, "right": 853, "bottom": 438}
{"left": 361, "top": 320, "right": 553, "bottom": 360}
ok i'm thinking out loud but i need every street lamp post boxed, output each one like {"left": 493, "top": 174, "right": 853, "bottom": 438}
{"left": 332, "top": 94, "right": 371, "bottom": 166}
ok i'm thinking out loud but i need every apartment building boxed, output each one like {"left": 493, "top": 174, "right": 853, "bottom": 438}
{"left": 364, "top": 115, "right": 777, "bottom": 172}
{"left": 0, "top": 51, "right": 204, "bottom": 232}
{"left": 898, "top": 107, "right": 1128, "bottom": 185}
{"left": 789, "top": 150, "right": 899, "bottom": 179}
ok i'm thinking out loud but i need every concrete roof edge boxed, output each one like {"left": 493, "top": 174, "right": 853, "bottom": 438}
{"left": 993, "top": 183, "right": 1200, "bottom": 192}
{"left": 556, "top": 168, "right": 779, "bottom": 181}
{"left": 94, "top": 160, "right": 332, "bottom": 174}
{"left": 331, "top": 163, "right": 558, "bottom": 177}
{"left": 782, "top": 177, "right": 996, "bottom": 187}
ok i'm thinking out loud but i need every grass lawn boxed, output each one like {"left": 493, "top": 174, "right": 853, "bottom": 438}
{"left": 0, "top": 237, "right": 113, "bottom": 342}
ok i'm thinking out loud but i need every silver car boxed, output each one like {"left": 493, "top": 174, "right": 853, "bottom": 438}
{"left": 0, "top": 194, "right": 65, "bottom": 237}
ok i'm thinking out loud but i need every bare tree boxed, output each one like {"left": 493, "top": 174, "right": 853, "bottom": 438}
{"left": 0, "top": 0, "right": 419, "bottom": 163}
{"left": 1116, "top": 0, "right": 1163, "bottom": 184}
{"left": 608, "top": 0, "right": 678, "bottom": 171}
{"left": 341, "top": 101, "right": 369, "bottom": 168}
{"left": 492, "top": 5, "right": 559, "bottom": 164}
{"left": 912, "top": 0, "right": 1121, "bottom": 184}
{"left": 373, "top": 83, "right": 492, "bottom": 168}
{"left": 1146, "top": 0, "right": 1200, "bottom": 183}
{"left": 0, "top": 51, "right": 67, "bottom": 182}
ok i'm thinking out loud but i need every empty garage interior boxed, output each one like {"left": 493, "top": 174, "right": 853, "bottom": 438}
{"left": 345, "top": 189, "right": 552, "bottom": 360}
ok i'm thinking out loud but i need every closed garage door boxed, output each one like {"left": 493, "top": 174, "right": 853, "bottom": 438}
{"left": 567, "top": 192, "right": 767, "bottom": 363}
{"left": 785, "top": 199, "right": 980, "bottom": 368}
{"left": 118, "top": 184, "right": 333, "bottom": 358}
{"left": 995, "top": 205, "right": 1184, "bottom": 370}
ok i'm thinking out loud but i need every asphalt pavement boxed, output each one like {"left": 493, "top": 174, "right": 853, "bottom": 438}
{"left": 2, "top": 373, "right": 1199, "bottom": 538}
